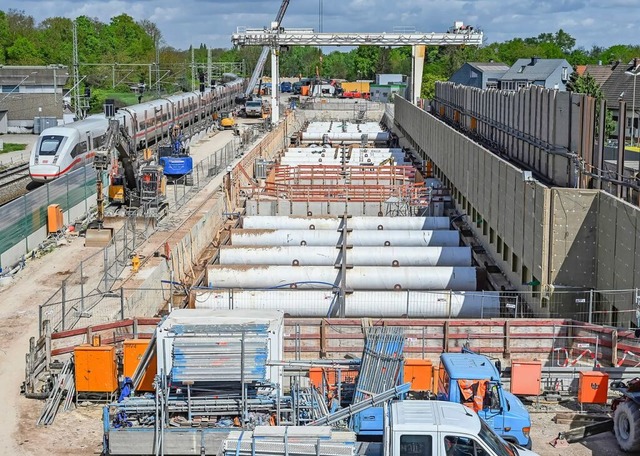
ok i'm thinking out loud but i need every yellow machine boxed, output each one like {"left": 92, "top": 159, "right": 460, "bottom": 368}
{"left": 220, "top": 111, "right": 236, "bottom": 129}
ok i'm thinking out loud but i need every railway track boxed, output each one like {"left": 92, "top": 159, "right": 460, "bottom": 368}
{"left": 0, "top": 162, "right": 31, "bottom": 206}
{"left": 0, "top": 162, "right": 30, "bottom": 186}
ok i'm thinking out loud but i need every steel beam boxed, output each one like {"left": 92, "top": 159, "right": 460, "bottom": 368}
{"left": 230, "top": 229, "right": 460, "bottom": 246}
{"left": 207, "top": 265, "right": 478, "bottom": 290}
{"left": 220, "top": 246, "right": 471, "bottom": 266}
{"left": 232, "top": 30, "right": 483, "bottom": 47}
{"left": 242, "top": 216, "right": 451, "bottom": 230}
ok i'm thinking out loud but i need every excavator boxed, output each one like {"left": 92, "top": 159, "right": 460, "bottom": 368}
{"left": 86, "top": 112, "right": 167, "bottom": 247}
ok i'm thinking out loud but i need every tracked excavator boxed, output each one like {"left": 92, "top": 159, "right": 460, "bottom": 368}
{"left": 86, "top": 107, "right": 168, "bottom": 246}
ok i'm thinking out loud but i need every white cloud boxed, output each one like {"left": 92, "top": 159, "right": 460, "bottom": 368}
{"left": 2, "top": 0, "right": 637, "bottom": 49}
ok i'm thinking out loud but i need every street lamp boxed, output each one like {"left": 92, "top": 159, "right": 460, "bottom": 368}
{"left": 625, "top": 61, "right": 640, "bottom": 147}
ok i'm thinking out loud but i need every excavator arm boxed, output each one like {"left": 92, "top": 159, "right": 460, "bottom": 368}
{"left": 100, "top": 119, "right": 138, "bottom": 193}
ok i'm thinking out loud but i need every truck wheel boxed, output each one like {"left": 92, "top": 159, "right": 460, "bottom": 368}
{"left": 615, "top": 401, "right": 640, "bottom": 452}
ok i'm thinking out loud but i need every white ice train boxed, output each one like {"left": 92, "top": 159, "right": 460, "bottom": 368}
{"left": 29, "top": 77, "right": 245, "bottom": 182}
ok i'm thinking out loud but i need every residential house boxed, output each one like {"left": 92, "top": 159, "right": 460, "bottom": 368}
{"left": 449, "top": 62, "right": 509, "bottom": 89}
{"left": 575, "top": 63, "right": 614, "bottom": 87}
{"left": 600, "top": 59, "right": 640, "bottom": 143}
{"left": 499, "top": 57, "right": 572, "bottom": 91}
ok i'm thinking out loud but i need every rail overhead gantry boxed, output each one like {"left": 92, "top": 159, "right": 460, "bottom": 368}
{"left": 231, "top": 23, "right": 483, "bottom": 124}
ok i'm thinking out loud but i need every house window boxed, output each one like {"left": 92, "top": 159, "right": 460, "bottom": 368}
{"left": 486, "top": 81, "right": 498, "bottom": 89}
{"left": 518, "top": 65, "right": 526, "bottom": 73}
{"left": 470, "top": 70, "right": 478, "bottom": 79}
{"left": 516, "top": 81, "right": 528, "bottom": 90}
{"left": 561, "top": 67, "right": 569, "bottom": 81}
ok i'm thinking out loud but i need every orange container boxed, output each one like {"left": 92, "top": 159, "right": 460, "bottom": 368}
{"left": 309, "top": 368, "right": 358, "bottom": 389}
{"left": 47, "top": 204, "right": 64, "bottom": 233}
{"left": 74, "top": 344, "right": 118, "bottom": 393}
{"left": 578, "top": 371, "right": 609, "bottom": 404}
{"left": 123, "top": 339, "right": 157, "bottom": 392}
{"left": 511, "top": 360, "right": 542, "bottom": 395}
{"left": 300, "top": 85, "right": 309, "bottom": 96}
{"left": 404, "top": 359, "right": 433, "bottom": 392}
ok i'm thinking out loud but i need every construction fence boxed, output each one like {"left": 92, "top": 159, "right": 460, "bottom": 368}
{"left": 36, "top": 134, "right": 254, "bottom": 336}
{"left": 0, "top": 165, "right": 96, "bottom": 269}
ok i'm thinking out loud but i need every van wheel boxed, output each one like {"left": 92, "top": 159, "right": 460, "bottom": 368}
{"left": 615, "top": 401, "right": 640, "bottom": 452}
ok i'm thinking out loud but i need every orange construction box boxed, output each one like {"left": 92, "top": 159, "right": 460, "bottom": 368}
{"left": 74, "top": 344, "right": 118, "bottom": 393}
{"left": 511, "top": 360, "right": 542, "bottom": 395}
{"left": 123, "top": 339, "right": 157, "bottom": 392}
{"left": 404, "top": 359, "right": 433, "bottom": 392}
{"left": 578, "top": 371, "right": 609, "bottom": 404}
{"left": 309, "top": 368, "right": 359, "bottom": 389}
{"left": 47, "top": 204, "right": 64, "bottom": 233}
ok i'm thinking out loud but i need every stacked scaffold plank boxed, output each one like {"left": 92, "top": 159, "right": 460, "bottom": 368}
{"left": 224, "top": 426, "right": 356, "bottom": 456}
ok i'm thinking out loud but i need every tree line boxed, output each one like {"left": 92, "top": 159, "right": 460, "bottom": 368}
{"left": 1, "top": 9, "right": 638, "bottom": 100}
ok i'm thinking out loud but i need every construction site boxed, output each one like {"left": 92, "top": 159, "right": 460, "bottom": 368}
{"left": 3, "top": 8, "right": 640, "bottom": 456}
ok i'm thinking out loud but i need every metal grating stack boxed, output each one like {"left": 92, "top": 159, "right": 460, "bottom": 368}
{"left": 224, "top": 427, "right": 356, "bottom": 456}
{"left": 352, "top": 326, "right": 405, "bottom": 404}
{"left": 171, "top": 324, "right": 269, "bottom": 384}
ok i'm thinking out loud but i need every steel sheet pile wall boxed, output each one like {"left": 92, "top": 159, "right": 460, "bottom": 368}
{"left": 432, "top": 82, "right": 596, "bottom": 188}
{"left": 394, "top": 96, "right": 550, "bottom": 313}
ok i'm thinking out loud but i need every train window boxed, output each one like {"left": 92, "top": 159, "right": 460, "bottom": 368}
{"left": 93, "top": 134, "right": 106, "bottom": 149}
{"left": 162, "top": 114, "right": 168, "bottom": 122}
{"left": 38, "top": 135, "right": 65, "bottom": 156}
{"left": 70, "top": 141, "right": 88, "bottom": 158}
{"left": 139, "top": 121, "right": 145, "bottom": 130}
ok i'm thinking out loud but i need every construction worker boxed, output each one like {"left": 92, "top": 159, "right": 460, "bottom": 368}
{"left": 327, "top": 391, "right": 340, "bottom": 413}
{"left": 169, "top": 124, "right": 184, "bottom": 154}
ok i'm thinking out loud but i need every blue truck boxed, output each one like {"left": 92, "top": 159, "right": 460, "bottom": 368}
{"left": 437, "top": 349, "right": 532, "bottom": 449}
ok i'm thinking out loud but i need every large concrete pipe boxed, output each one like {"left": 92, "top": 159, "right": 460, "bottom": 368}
{"left": 193, "top": 290, "right": 501, "bottom": 318}
{"left": 242, "top": 216, "right": 451, "bottom": 231}
{"left": 230, "top": 229, "right": 461, "bottom": 247}
{"left": 219, "top": 246, "right": 472, "bottom": 266}
{"left": 300, "top": 131, "right": 390, "bottom": 142}
{"left": 207, "top": 265, "right": 478, "bottom": 291}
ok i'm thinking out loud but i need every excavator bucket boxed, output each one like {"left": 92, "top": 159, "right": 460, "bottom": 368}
{"left": 85, "top": 227, "right": 114, "bottom": 247}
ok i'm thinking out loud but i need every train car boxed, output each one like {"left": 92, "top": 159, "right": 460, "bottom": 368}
{"left": 29, "top": 115, "right": 109, "bottom": 182}
{"left": 29, "top": 78, "right": 245, "bottom": 183}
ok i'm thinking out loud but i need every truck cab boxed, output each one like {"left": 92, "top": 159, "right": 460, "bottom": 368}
{"left": 387, "top": 401, "right": 538, "bottom": 456}
{"left": 437, "top": 352, "right": 532, "bottom": 449}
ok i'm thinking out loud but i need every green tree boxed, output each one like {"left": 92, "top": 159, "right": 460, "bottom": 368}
{"left": 567, "top": 71, "right": 615, "bottom": 136}
{"left": 421, "top": 73, "right": 447, "bottom": 100}
{"left": 38, "top": 17, "right": 73, "bottom": 64}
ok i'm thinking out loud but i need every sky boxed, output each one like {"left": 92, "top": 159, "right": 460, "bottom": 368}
{"left": 3, "top": 0, "right": 638, "bottom": 51}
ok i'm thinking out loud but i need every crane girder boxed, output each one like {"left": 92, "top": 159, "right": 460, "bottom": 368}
{"left": 232, "top": 29, "right": 483, "bottom": 47}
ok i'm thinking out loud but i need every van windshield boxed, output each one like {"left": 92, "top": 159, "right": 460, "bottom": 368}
{"left": 478, "top": 419, "right": 515, "bottom": 456}
{"left": 246, "top": 101, "right": 262, "bottom": 107}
